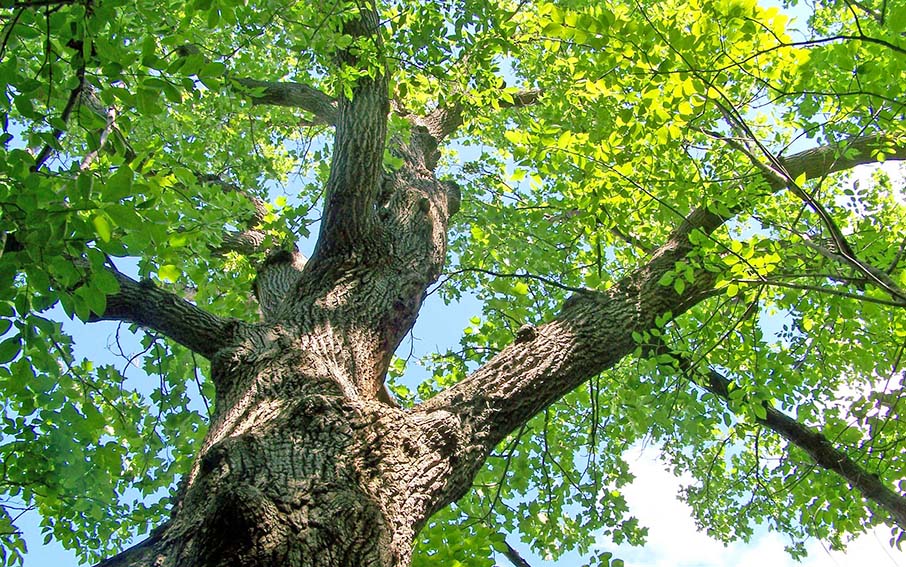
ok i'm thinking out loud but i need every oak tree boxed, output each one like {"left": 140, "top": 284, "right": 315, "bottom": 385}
{"left": 1, "top": 0, "right": 905, "bottom": 565}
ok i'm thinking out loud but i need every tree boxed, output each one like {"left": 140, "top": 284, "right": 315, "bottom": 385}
{"left": 0, "top": 0, "right": 905, "bottom": 565}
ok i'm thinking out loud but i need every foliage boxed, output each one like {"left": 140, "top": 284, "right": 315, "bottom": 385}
{"left": 0, "top": 0, "right": 905, "bottom": 565}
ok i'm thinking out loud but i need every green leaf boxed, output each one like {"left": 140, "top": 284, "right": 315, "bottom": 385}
{"left": 752, "top": 403, "right": 767, "bottom": 420}
{"left": 92, "top": 214, "right": 114, "bottom": 243}
{"left": 199, "top": 61, "right": 226, "bottom": 77}
{"left": 76, "top": 285, "right": 107, "bottom": 316}
{"left": 0, "top": 335, "right": 21, "bottom": 364}
{"left": 104, "top": 166, "right": 134, "bottom": 201}
{"left": 158, "top": 264, "right": 180, "bottom": 283}
{"left": 93, "top": 269, "right": 121, "bottom": 294}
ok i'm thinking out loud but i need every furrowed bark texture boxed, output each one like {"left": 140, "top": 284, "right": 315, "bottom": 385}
{"left": 94, "top": 121, "right": 465, "bottom": 567}
{"left": 89, "top": 269, "right": 245, "bottom": 359}
{"left": 88, "top": 82, "right": 906, "bottom": 567}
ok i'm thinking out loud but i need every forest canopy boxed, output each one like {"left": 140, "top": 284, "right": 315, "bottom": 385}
{"left": 0, "top": 0, "right": 905, "bottom": 565}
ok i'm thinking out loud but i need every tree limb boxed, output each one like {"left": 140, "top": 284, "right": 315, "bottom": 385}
{"left": 714, "top": 370, "right": 906, "bottom": 527}
{"left": 31, "top": 69, "right": 84, "bottom": 171}
{"left": 308, "top": 0, "right": 389, "bottom": 260}
{"left": 706, "top": 130, "right": 906, "bottom": 302}
{"left": 639, "top": 329, "right": 906, "bottom": 527}
{"left": 253, "top": 249, "right": 308, "bottom": 321}
{"left": 174, "top": 44, "right": 339, "bottom": 125}
{"left": 501, "top": 539, "right": 533, "bottom": 567}
{"left": 233, "top": 78, "right": 338, "bottom": 125}
{"left": 79, "top": 105, "right": 118, "bottom": 171}
{"left": 89, "top": 267, "right": 244, "bottom": 359}
{"left": 420, "top": 132, "right": 906, "bottom": 509}
{"left": 416, "top": 89, "right": 542, "bottom": 144}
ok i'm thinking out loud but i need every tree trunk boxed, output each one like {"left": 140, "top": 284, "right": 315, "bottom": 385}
{"left": 78, "top": 48, "right": 906, "bottom": 562}
{"left": 99, "top": 337, "right": 476, "bottom": 567}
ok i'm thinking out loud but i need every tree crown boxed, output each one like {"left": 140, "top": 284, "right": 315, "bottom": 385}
{"left": 0, "top": 0, "right": 905, "bottom": 565}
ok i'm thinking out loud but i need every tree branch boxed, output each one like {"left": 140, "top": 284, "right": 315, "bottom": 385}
{"left": 89, "top": 267, "right": 244, "bottom": 359}
{"left": 718, "top": 130, "right": 906, "bottom": 302}
{"left": 501, "top": 539, "right": 534, "bottom": 567}
{"left": 419, "top": 132, "right": 906, "bottom": 507}
{"left": 253, "top": 249, "right": 308, "bottom": 321}
{"left": 175, "top": 44, "right": 339, "bottom": 125}
{"left": 71, "top": 88, "right": 297, "bottom": 317}
{"left": 654, "top": 338, "right": 906, "bottom": 528}
{"left": 31, "top": 69, "right": 84, "bottom": 171}
{"left": 416, "top": 89, "right": 542, "bottom": 144}
{"left": 79, "top": 105, "right": 118, "bottom": 171}
{"left": 731, "top": 375, "right": 906, "bottom": 527}
{"left": 308, "top": 0, "right": 389, "bottom": 260}
{"left": 233, "top": 78, "right": 338, "bottom": 125}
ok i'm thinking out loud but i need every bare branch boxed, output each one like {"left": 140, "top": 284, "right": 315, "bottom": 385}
{"left": 233, "top": 78, "right": 338, "bottom": 125}
{"left": 449, "top": 267, "right": 586, "bottom": 293}
{"left": 800, "top": 238, "right": 906, "bottom": 303}
{"left": 735, "top": 277, "right": 906, "bottom": 308}
{"left": 89, "top": 267, "right": 245, "bottom": 359}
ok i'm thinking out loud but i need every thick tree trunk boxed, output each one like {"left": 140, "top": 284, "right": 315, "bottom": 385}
{"left": 99, "top": 329, "right": 474, "bottom": 567}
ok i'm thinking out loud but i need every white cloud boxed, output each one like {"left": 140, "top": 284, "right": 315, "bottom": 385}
{"left": 597, "top": 448, "right": 905, "bottom": 567}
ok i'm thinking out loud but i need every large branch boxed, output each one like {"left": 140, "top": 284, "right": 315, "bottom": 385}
{"left": 778, "top": 134, "right": 906, "bottom": 180}
{"left": 738, "top": 132, "right": 906, "bottom": 302}
{"left": 713, "top": 369, "right": 906, "bottom": 526}
{"left": 175, "top": 44, "right": 339, "bottom": 125}
{"left": 89, "top": 267, "right": 244, "bottom": 359}
{"left": 416, "top": 89, "right": 542, "bottom": 144}
{"left": 419, "top": 132, "right": 906, "bottom": 507}
{"left": 308, "top": 1, "right": 389, "bottom": 260}
{"left": 74, "top": 83, "right": 307, "bottom": 317}
{"left": 253, "top": 249, "right": 308, "bottom": 321}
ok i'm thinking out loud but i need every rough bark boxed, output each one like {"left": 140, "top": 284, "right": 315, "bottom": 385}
{"left": 234, "top": 78, "right": 338, "bottom": 124}
{"left": 88, "top": 267, "right": 245, "bottom": 359}
{"left": 90, "top": 122, "right": 906, "bottom": 567}
{"left": 83, "top": 49, "right": 906, "bottom": 567}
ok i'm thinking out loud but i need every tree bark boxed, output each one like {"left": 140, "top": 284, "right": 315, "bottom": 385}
{"left": 80, "top": 47, "right": 906, "bottom": 565}
{"left": 97, "top": 384, "right": 469, "bottom": 567}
